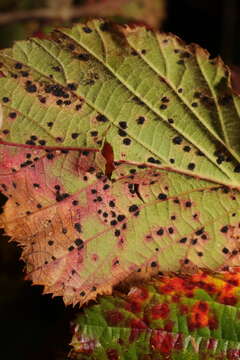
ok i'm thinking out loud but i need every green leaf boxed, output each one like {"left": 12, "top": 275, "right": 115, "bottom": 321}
{"left": 1, "top": 20, "right": 240, "bottom": 305}
{"left": 70, "top": 271, "right": 240, "bottom": 359}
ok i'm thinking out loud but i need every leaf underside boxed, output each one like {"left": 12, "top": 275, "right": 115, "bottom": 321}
{"left": 1, "top": 20, "right": 240, "bottom": 305}
{"left": 70, "top": 271, "right": 240, "bottom": 360}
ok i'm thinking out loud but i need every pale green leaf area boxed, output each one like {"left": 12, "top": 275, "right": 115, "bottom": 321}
{"left": 0, "top": 20, "right": 240, "bottom": 305}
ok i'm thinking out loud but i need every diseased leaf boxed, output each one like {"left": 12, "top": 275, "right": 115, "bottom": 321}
{"left": 70, "top": 271, "right": 240, "bottom": 359}
{"left": 1, "top": 20, "right": 240, "bottom": 305}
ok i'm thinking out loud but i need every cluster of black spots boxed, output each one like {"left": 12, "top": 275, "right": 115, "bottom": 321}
{"left": 172, "top": 136, "right": 183, "bottom": 145}
{"left": 184, "top": 258, "right": 189, "bottom": 264}
{"left": 178, "top": 88, "right": 183, "bottom": 94}
{"left": 213, "top": 149, "right": 232, "bottom": 165}
{"left": 179, "top": 237, "right": 187, "bottom": 243}
{"left": 25, "top": 81, "right": 37, "bottom": 93}
{"left": 68, "top": 246, "right": 75, "bottom": 252}
{"left": 2, "top": 97, "right": 9, "bottom": 103}
{"left": 136, "top": 116, "right": 145, "bottom": 125}
{"left": 47, "top": 122, "right": 53, "bottom": 128}
{"left": 48, "top": 240, "right": 54, "bottom": 246}
{"left": 170, "top": 158, "right": 175, "bottom": 164}
{"left": 44, "top": 83, "right": 69, "bottom": 99}
{"left": 197, "top": 251, "right": 203, "bottom": 257}
{"left": 168, "top": 118, "right": 174, "bottom": 124}
{"left": 171, "top": 215, "right": 176, "bottom": 220}
{"left": 129, "top": 169, "right": 136, "bottom": 174}
{"left": 147, "top": 157, "right": 161, "bottom": 164}
{"left": 82, "top": 26, "right": 92, "bottom": 33}
{"left": 132, "top": 96, "right": 144, "bottom": 106}
{"left": 96, "top": 114, "right": 108, "bottom": 123}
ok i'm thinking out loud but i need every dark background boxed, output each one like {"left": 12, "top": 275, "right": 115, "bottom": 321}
{"left": 0, "top": 0, "right": 240, "bottom": 359}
